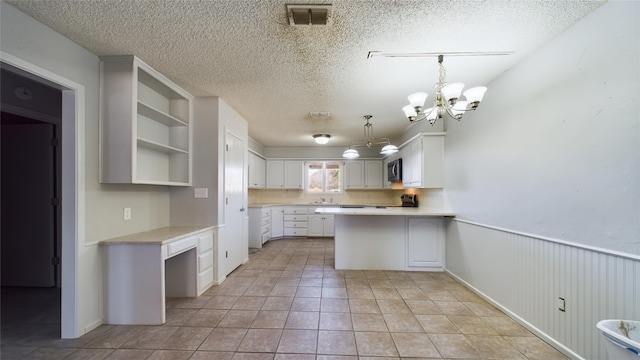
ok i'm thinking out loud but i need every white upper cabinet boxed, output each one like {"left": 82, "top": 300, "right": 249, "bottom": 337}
{"left": 344, "top": 161, "right": 365, "bottom": 189}
{"left": 402, "top": 134, "right": 444, "bottom": 188}
{"left": 266, "top": 160, "right": 284, "bottom": 188}
{"left": 100, "top": 55, "right": 193, "bottom": 186}
{"left": 266, "top": 160, "right": 303, "bottom": 189}
{"left": 364, "top": 160, "right": 383, "bottom": 189}
{"left": 345, "top": 160, "right": 383, "bottom": 189}
{"left": 248, "top": 152, "right": 266, "bottom": 189}
{"left": 284, "top": 161, "right": 304, "bottom": 189}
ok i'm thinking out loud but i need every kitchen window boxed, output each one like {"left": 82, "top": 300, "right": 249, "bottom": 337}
{"left": 305, "top": 161, "right": 342, "bottom": 193}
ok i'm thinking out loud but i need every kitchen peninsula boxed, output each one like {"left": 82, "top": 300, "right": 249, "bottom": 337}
{"left": 315, "top": 203, "right": 454, "bottom": 272}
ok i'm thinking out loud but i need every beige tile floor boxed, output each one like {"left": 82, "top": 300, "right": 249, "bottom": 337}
{"left": 1, "top": 238, "right": 569, "bottom": 359}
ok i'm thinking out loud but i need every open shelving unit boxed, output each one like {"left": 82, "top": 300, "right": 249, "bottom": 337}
{"left": 100, "top": 55, "right": 193, "bottom": 186}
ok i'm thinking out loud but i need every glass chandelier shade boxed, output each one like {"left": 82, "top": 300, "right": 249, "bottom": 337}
{"left": 380, "top": 144, "right": 399, "bottom": 155}
{"left": 342, "top": 148, "right": 360, "bottom": 159}
{"left": 403, "top": 55, "right": 487, "bottom": 125}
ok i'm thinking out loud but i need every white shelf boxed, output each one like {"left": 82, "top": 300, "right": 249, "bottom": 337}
{"left": 138, "top": 101, "right": 188, "bottom": 127}
{"left": 137, "top": 138, "right": 189, "bottom": 154}
{"left": 100, "top": 55, "right": 193, "bottom": 186}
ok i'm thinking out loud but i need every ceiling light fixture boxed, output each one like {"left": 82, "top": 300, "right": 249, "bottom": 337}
{"left": 402, "top": 54, "right": 487, "bottom": 125}
{"left": 313, "top": 134, "right": 331, "bottom": 144}
{"left": 342, "top": 115, "right": 398, "bottom": 159}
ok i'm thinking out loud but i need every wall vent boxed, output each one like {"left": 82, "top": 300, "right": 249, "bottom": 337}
{"left": 286, "top": 4, "right": 332, "bottom": 26}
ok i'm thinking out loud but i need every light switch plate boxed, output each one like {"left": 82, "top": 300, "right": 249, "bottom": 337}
{"left": 194, "top": 188, "right": 209, "bottom": 198}
{"left": 123, "top": 207, "right": 132, "bottom": 220}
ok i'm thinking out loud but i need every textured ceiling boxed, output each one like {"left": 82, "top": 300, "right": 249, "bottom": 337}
{"left": 6, "top": 0, "right": 605, "bottom": 147}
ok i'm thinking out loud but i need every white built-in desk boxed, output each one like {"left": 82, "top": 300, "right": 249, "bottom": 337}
{"left": 99, "top": 226, "right": 214, "bottom": 325}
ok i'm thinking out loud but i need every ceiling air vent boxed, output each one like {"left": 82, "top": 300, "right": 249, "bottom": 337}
{"left": 286, "top": 4, "right": 332, "bottom": 26}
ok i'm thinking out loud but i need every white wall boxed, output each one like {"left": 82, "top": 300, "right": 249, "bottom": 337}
{"left": 1, "top": 2, "right": 171, "bottom": 336}
{"left": 444, "top": 2, "right": 639, "bottom": 359}
{"left": 170, "top": 97, "right": 249, "bottom": 282}
{"left": 444, "top": 1, "right": 639, "bottom": 255}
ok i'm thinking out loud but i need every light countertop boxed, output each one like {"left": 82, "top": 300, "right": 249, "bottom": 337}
{"left": 248, "top": 203, "right": 352, "bottom": 208}
{"left": 314, "top": 207, "right": 455, "bottom": 217}
{"left": 99, "top": 226, "right": 214, "bottom": 245}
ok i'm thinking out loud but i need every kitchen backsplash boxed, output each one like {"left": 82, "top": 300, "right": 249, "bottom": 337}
{"left": 248, "top": 188, "right": 427, "bottom": 206}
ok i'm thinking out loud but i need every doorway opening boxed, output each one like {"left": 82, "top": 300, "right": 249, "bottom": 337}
{"left": 1, "top": 65, "right": 63, "bottom": 344}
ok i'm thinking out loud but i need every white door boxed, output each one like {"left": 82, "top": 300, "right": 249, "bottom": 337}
{"left": 224, "top": 132, "right": 247, "bottom": 275}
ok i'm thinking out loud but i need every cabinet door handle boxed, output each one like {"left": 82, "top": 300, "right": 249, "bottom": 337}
{"left": 240, "top": 207, "right": 245, "bottom": 212}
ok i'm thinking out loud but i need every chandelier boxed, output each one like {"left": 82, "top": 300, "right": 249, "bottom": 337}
{"left": 402, "top": 54, "right": 487, "bottom": 125}
{"left": 342, "top": 115, "right": 398, "bottom": 159}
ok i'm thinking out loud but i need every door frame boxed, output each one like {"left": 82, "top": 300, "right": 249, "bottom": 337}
{"left": 1, "top": 51, "right": 85, "bottom": 339}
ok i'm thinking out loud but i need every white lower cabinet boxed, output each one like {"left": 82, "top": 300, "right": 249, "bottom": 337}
{"left": 406, "top": 217, "right": 444, "bottom": 270}
{"left": 196, "top": 230, "right": 215, "bottom": 295}
{"left": 283, "top": 207, "right": 308, "bottom": 236}
{"left": 250, "top": 205, "right": 336, "bottom": 240}
{"left": 308, "top": 213, "right": 334, "bottom": 237}
{"left": 249, "top": 207, "right": 271, "bottom": 248}
{"left": 271, "top": 207, "right": 284, "bottom": 238}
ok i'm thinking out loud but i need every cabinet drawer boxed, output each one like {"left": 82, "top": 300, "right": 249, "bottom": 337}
{"left": 262, "top": 208, "right": 272, "bottom": 217}
{"left": 284, "top": 228, "right": 307, "bottom": 236}
{"left": 166, "top": 235, "right": 197, "bottom": 258}
{"left": 197, "top": 232, "right": 214, "bottom": 253}
{"left": 261, "top": 216, "right": 271, "bottom": 226}
{"left": 261, "top": 232, "right": 270, "bottom": 244}
{"left": 262, "top": 224, "right": 271, "bottom": 233}
{"left": 198, "top": 267, "right": 214, "bottom": 290}
{"left": 284, "top": 208, "right": 307, "bottom": 215}
{"left": 198, "top": 251, "right": 214, "bottom": 271}
{"left": 284, "top": 214, "right": 308, "bottom": 221}
{"left": 284, "top": 221, "right": 307, "bottom": 228}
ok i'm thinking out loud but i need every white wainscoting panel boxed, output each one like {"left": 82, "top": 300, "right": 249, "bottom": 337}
{"left": 445, "top": 219, "right": 639, "bottom": 360}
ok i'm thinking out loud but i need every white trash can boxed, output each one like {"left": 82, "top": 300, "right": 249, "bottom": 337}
{"left": 597, "top": 320, "right": 640, "bottom": 359}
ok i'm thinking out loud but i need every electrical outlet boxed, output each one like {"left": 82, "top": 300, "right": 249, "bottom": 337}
{"left": 194, "top": 188, "right": 209, "bottom": 198}
{"left": 123, "top": 207, "right": 132, "bottom": 220}
{"left": 558, "top": 297, "right": 565, "bottom": 312}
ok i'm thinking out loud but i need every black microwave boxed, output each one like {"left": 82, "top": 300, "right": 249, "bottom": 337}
{"left": 387, "top": 158, "right": 402, "bottom": 182}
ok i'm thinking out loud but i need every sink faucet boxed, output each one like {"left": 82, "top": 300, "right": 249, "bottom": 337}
{"left": 320, "top": 197, "right": 326, "bottom": 203}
